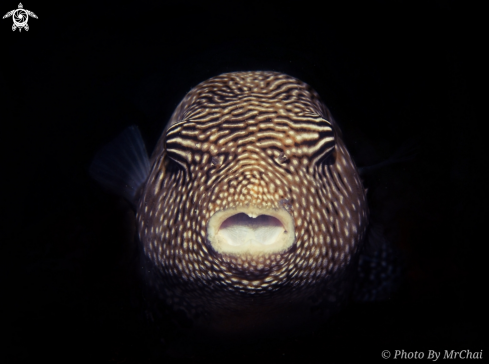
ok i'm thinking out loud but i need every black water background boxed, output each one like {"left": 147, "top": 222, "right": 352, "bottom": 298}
{"left": 1, "top": 1, "right": 478, "bottom": 362}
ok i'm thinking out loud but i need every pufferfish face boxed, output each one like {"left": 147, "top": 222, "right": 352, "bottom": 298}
{"left": 136, "top": 71, "right": 368, "bottom": 332}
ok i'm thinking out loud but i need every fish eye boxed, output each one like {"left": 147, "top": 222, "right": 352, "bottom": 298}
{"left": 164, "top": 123, "right": 193, "bottom": 167}
{"left": 164, "top": 138, "right": 191, "bottom": 169}
{"left": 165, "top": 147, "right": 188, "bottom": 168}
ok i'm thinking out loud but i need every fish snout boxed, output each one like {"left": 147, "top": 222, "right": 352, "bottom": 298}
{"left": 207, "top": 207, "right": 295, "bottom": 255}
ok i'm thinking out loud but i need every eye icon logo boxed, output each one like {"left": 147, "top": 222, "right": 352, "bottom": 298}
{"left": 3, "top": 3, "right": 37, "bottom": 32}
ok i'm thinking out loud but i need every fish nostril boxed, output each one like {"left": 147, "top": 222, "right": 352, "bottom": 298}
{"left": 278, "top": 152, "right": 288, "bottom": 163}
{"left": 211, "top": 156, "right": 220, "bottom": 167}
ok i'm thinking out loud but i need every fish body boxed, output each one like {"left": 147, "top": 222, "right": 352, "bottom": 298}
{"left": 92, "top": 71, "right": 370, "bottom": 337}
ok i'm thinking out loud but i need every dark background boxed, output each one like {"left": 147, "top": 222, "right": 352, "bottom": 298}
{"left": 2, "top": 0, "right": 477, "bottom": 363}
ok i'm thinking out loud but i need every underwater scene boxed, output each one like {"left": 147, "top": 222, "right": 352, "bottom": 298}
{"left": 3, "top": 1, "right": 476, "bottom": 363}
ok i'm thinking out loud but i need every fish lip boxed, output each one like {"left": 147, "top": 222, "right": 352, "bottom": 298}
{"left": 207, "top": 206, "right": 296, "bottom": 255}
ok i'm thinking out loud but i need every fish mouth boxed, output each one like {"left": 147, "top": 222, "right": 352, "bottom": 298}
{"left": 207, "top": 207, "right": 295, "bottom": 255}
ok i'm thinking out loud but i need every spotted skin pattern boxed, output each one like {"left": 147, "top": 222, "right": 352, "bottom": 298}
{"left": 137, "top": 71, "right": 368, "bottom": 334}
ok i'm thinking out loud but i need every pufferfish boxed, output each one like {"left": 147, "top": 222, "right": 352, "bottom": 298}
{"left": 91, "top": 71, "right": 398, "bottom": 338}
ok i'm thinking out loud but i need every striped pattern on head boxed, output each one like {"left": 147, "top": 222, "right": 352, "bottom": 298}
{"left": 137, "top": 71, "right": 368, "bottom": 314}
